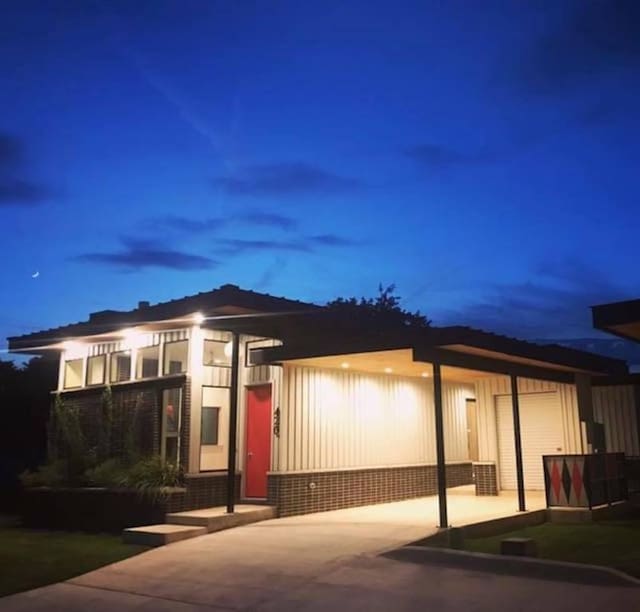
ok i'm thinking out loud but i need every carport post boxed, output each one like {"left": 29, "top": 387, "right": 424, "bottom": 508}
{"left": 226, "top": 331, "right": 240, "bottom": 514}
{"left": 510, "top": 375, "right": 526, "bottom": 512}
{"left": 433, "top": 362, "right": 448, "bottom": 528}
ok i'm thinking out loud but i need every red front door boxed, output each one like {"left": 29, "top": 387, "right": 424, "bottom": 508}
{"left": 245, "top": 385, "right": 272, "bottom": 498}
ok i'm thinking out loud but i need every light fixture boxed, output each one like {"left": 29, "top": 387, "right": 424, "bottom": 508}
{"left": 62, "top": 341, "right": 86, "bottom": 360}
{"left": 224, "top": 340, "right": 233, "bottom": 358}
{"left": 384, "top": 367, "right": 393, "bottom": 374}
{"left": 121, "top": 328, "right": 143, "bottom": 350}
{"left": 341, "top": 362, "right": 349, "bottom": 369}
{"left": 421, "top": 372, "right": 429, "bottom": 378}
{"left": 193, "top": 312, "right": 205, "bottom": 325}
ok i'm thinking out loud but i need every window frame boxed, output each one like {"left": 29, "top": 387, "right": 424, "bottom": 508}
{"left": 135, "top": 343, "right": 161, "bottom": 380}
{"left": 203, "top": 339, "right": 232, "bottom": 368}
{"left": 162, "top": 339, "right": 189, "bottom": 376}
{"left": 63, "top": 358, "right": 84, "bottom": 390}
{"left": 109, "top": 350, "right": 132, "bottom": 384}
{"left": 201, "top": 405, "right": 221, "bottom": 445}
{"left": 85, "top": 354, "right": 106, "bottom": 387}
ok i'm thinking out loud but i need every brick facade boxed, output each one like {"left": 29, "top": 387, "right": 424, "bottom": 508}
{"left": 167, "top": 472, "right": 242, "bottom": 512}
{"left": 268, "top": 462, "right": 473, "bottom": 517}
{"left": 473, "top": 462, "right": 498, "bottom": 495}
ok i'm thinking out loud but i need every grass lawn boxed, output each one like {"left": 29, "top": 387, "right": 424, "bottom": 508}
{"left": 463, "top": 520, "right": 640, "bottom": 578}
{"left": 0, "top": 527, "right": 149, "bottom": 598}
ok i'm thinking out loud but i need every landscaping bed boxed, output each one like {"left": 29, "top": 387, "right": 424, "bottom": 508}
{"left": 0, "top": 526, "right": 148, "bottom": 598}
{"left": 463, "top": 520, "right": 640, "bottom": 578}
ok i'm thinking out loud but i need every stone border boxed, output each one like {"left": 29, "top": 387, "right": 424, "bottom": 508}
{"left": 384, "top": 546, "right": 640, "bottom": 588}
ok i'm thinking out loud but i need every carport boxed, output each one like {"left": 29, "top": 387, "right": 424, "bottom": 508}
{"left": 250, "top": 325, "right": 626, "bottom": 527}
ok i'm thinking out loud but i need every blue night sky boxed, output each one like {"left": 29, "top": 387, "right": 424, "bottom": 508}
{"left": 1, "top": 0, "right": 639, "bottom": 355}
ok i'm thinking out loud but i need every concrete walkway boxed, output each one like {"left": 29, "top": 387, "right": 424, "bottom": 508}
{"left": 2, "top": 488, "right": 636, "bottom": 611}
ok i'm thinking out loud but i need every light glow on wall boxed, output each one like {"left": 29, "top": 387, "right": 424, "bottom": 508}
{"left": 193, "top": 312, "right": 205, "bottom": 325}
{"left": 384, "top": 367, "right": 393, "bottom": 374}
{"left": 62, "top": 341, "right": 86, "bottom": 360}
{"left": 223, "top": 341, "right": 233, "bottom": 358}
{"left": 121, "top": 328, "right": 145, "bottom": 350}
{"left": 341, "top": 362, "right": 350, "bottom": 369}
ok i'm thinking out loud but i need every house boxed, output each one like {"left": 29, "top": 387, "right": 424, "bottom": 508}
{"left": 8, "top": 284, "right": 640, "bottom": 524}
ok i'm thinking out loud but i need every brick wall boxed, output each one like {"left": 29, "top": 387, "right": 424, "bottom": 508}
{"left": 167, "top": 472, "right": 241, "bottom": 512}
{"left": 268, "top": 462, "right": 473, "bottom": 517}
{"left": 473, "top": 462, "right": 498, "bottom": 496}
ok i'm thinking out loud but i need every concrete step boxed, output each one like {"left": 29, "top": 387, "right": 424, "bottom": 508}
{"left": 166, "top": 504, "right": 276, "bottom": 533}
{"left": 123, "top": 524, "right": 207, "bottom": 547}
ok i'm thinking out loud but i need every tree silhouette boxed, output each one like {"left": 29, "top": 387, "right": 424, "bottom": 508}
{"left": 327, "top": 284, "right": 430, "bottom": 329}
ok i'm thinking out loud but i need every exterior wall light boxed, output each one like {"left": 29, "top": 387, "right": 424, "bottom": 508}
{"left": 341, "top": 362, "right": 349, "bottom": 369}
{"left": 121, "top": 328, "right": 144, "bottom": 350}
{"left": 62, "top": 341, "right": 86, "bottom": 360}
{"left": 384, "top": 367, "right": 393, "bottom": 374}
{"left": 193, "top": 312, "right": 205, "bottom": 325}
{"left": 421, "top": 372, "right": 430, "bottom": 378}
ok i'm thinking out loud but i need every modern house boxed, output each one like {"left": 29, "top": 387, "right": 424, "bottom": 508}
{"left": 8, "top": 284, "right": 640, "bottom": 525}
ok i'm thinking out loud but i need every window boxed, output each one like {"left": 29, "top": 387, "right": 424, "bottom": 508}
{"left": 201, "top": 406, "right": 220, "bottom": 445}
{"left": 136, "top": 344, "right": 160, "bottom": 379}
{"left": 163, "top": 340, "right": 188, "bottom": 375}
{"left": 162, "top": 387, "right": 182, "bottom": 463}
{"left": 110, "top": 351, "right": 131, "bottom": 383}
{"left": 86, "top": 354, "right": 106, "bottom": 386}
{"left": 63, "top": 359, "right": 83, "bottom": 389}
{"left": 203, "top": 339, "right": 231, "bottom": 367}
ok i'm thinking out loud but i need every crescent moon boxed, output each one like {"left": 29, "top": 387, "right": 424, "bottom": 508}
{"left": 32, "top": 271, "right": 40, "bottom": 278}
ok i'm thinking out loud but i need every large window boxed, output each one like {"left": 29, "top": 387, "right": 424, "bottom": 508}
{"left": 86, "top": 354, "right": 106, "bottom": 386}
{"left": 201, "top": 406, "right": 220, "bottom": 445}
{"left": 162, "top": 387, "right": 182, "bottom": 463}
{"left": 110, "top": 350, "right": 131, "bottom": 383}
{"left": 163, "top": 340, "right": 188, "bottom": 375}
{"left": 63, "top": 359, "right": 83, "bottom": 389}
{"left": 136, "top": 344, "right": 160, "bottom": 379}
{"left": 203, "top": 339, "right": 231, "bottom": 367}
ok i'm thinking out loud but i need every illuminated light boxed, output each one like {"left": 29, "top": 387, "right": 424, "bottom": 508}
{"left": 193, "top": 312, "right": 205, "bottom": 325}
{"left": 224, "top": 341, "right": 233, "bottom": 358}
{"left": 62, "top": 341, "right": 86, "bottom": 360}
{"left": 121, "top": 328, "right": 144, "bottom": 350}
{"left": 421, "top": 372, "right": 429, "bottom": 378}
{"left": 341, "top": 362, "right": 350, "bottom": 369}
{"left": 384, "top": 367, "right": 393, "bottom": 374}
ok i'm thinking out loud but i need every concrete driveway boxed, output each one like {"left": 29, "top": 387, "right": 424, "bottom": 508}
{"left": 2, "top": 489, "right": 636, "bottom": 611}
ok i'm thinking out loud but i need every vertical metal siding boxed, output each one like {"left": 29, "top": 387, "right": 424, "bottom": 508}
{"left": 474, "top": 376, "right": 583, "bottom": 465}
{"left": 592, "top": 385, "right": 640, "bottom": 455}
{"left": 276, "top": 365, "right": 473, "bottom": 473}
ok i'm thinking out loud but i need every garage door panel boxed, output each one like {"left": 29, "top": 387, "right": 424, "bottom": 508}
{"left": 496, "top": 392, "right": 564, "bottom": 490}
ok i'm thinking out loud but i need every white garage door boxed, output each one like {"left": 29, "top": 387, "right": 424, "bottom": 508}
{"left": 496, "top": 392, "right": 564, "bottom": 490}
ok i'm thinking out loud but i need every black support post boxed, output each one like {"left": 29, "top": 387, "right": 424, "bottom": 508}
{"left": 510, "top": 374, "right": 526, "bottom": 512}
{"left": 433, "top": 362, "right": 448, "bottom": 528}
{"left": 226, "top": 331, "right": 240, "bottom": 514}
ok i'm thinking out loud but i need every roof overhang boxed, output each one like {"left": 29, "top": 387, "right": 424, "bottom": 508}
{"left": 592, "top": 298, "right": 640, "bottom": 343}
{"left": 251, "top": 327, "right": 627, "bottom": 384}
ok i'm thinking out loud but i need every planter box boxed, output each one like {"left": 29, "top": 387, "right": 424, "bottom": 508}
{"left": 20, "top": 487, "right": 186, "bottom": 533}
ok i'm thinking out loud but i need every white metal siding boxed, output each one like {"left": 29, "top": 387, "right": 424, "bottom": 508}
{"left": 276, "top": 365, "right": 474, "bottom": 473}
{"left": 496, "top": 393, "right": 564, "bottom": 490}
{"left": 592, "top": 385, "right": 640, "bottom": 455}
{"left": 475, "top": 377, "right": 583, "bottom": 467}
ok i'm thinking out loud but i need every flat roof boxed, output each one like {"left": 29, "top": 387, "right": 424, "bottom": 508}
{"left": 592, "top": 298, "right": 640, "bottom": 343}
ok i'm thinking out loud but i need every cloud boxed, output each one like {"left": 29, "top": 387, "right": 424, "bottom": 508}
{"left": 213, "top": 162, "right": 362, "bottom": 197}
{"left": 214, "top": 238, "right": 312, "bottom": 255}
{"left": 516, "top": 0, "right": 640, "bottom": 93}
{"left": 404, "top": 144, "right": 495, "bottom": 170}
{"left": 73, "top": 237, "right": 217, "bottom": 271}
{"left": 211, "top": 233, "right": 358, "bottom": 256}
{"left": 147, "top": 210, "right": 298, "bottom": 234}
{"left": 437, "top": 259, "right": 632, "bottom": 340}
{"left": 0, "top": 133, "right": 50, "bottom": 206}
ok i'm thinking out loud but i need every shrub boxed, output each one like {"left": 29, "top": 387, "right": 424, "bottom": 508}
{"left": 19, "top": 460, "right": 68, "bottom": 488}
{"left": 84, "top": 458, "right": 127, "bottom": 487}
{"left": 121, "top": 456, "right": 184, "bottom": 500}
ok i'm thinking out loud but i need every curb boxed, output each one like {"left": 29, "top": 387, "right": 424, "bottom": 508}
{"left": 383, "top": 545, "right": 640, "bottom": 588}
